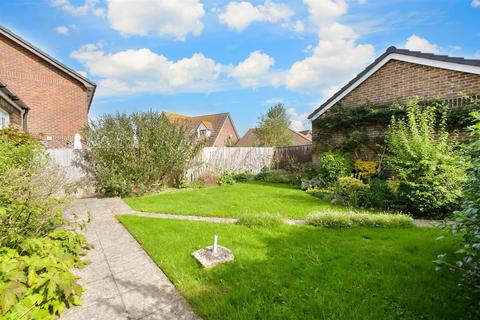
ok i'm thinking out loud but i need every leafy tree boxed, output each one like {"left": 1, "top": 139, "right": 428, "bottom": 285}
{"left": 256, "top": 104, "right": 292, "bottom": 147}
{"left": 385, "top": 99, "right": 465, "bottom": 217}
{"left": 436, "top": 112, "right": 480, "bottom": 313}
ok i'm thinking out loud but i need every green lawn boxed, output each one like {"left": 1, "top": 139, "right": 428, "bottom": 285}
{"left": 118, "top": 215, "right": 471, "bottom": 320}
{"left": 124, "top": 182, "right": 345, "bottom": 219}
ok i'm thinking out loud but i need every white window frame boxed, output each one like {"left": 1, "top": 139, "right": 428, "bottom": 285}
{"left": 0, "top": 108, "right": 9, "bottom": 129}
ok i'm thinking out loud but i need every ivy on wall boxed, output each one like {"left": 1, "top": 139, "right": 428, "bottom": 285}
{"left": 312, "top": 97, "right": 480, "bottom": 157}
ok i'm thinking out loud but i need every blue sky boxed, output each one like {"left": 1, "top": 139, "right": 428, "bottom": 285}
{"left": 1, "top": 0, "right": 479, "bottom": 135}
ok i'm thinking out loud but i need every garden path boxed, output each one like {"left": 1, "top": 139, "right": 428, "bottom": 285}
{"left": 61, "top": 197, "right": 199, "bottom": 320}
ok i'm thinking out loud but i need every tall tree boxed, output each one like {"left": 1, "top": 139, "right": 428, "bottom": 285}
{"left": 256, "top": 103, "right": 292, "bottom": 147}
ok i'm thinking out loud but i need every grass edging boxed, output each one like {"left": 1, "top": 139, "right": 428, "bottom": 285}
{"left": 305, "top": 210, "right": 414, "bottom": 228}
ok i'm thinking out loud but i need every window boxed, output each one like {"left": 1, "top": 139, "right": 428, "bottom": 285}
{"left": 0, "top": 108, "right": 9, "bottom": 129}
{"left": 199, "top": 129, "right": 207, "bottom": 137}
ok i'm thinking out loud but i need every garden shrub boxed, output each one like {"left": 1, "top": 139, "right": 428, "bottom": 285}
{"left": 0, "top": 230, "right": 90, "bottom": 319}
{"left": 82, "top": 112, "right": 204, "bottom": 196}
{"left": 436, "top": 112, "right": 480, "bottom": 311}
{"left": 361, "top": 178, "right": 398, "bottom": 211}
{"left": 354, "top": 160, "right": 377, "bottom": 179}
{"left": 333, "top": 177, "right": 369, "bottom": 208}
{"left": 0, "top": 128, "right": 70, "bottom": 247}
{"left": 305, "top": 210, "right": 413, "bottom": 228}
{"left": 318, "top": 151, "right": 353, "bottom": 184}
{"left": 236, "top": 213, "right": 283, "bottom": 228}
{"left": 254, "top": 169, "right": 292, "bottom": 183}
{"left": 218, "top": 171, "right": 252, "bottom": 185}
{"left": 385, "top": 100, "right": 466, "bottom": 217}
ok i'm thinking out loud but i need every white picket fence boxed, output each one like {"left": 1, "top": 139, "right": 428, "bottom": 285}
{"left": 47, "top": 146, "right": 310, "bottom": 182}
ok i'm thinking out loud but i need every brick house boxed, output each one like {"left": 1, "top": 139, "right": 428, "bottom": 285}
{"left": 308, "top": 46, "right": 480, "bottom": 161}
{"left": 236, "top": 128, "right": 312, "bottom": 147}
{"left": 0, "top": 25, "right": 96, "bottom": 147}
{"left": 163, "top": 112, "right": 239, "bottom": 147}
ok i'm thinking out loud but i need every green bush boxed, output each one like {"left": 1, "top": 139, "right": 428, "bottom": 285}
{"left": 0, "top": 230, "right": 90, "bottom": 319}
{"left": 305, "top": 210, "right": 413, "bottom": 228}
{"left": 83, "top": 112, "right": 204, "bottom": 196}
{"left": 333, "top": 176, "right": 369, "bottom": 208}
{"left": 236, "top": 213, "right": 283, "bottom": 228}
{"left": 361, "top": 178, "right": 397, "bottom": 211}
{"left": 318, "top": 151, "right": 353, "bottom": 184}
{"left": 436, "top": 111, "right": 480, "bottom": 312}
{"left": 254, "top": 169, "right": 292, "bottom": 183}
{"left": 0, "top": 128, "right": 69, "bottom": 247}
{"left": 385, "top": 100, "right": 466, "bottom": 217}
{"left": 218, "top": 171, "right": 252, "bottom": 185}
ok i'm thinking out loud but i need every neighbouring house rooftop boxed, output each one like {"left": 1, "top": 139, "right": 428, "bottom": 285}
{"left": 309, "top": 46, "right": 480, "bottom": 120}
{"left": 0, "top": 79, "right": 28, "bottom": 111}
{"left": 236, "top": 127, "right": 312, "bottom": 147}
{"left": 163, "top": 112, "right": 239, "bottom": 146}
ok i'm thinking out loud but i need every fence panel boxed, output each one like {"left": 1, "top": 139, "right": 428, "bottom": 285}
{"left": 46, "top": 149, "right": 88, "bottom": 182}
{"left": 273, "top": 145, "right": 312, "bottom": 169}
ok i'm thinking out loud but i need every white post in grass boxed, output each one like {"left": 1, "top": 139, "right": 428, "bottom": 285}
{"left": 213, "top": 234, "right": 218, "bottom": 255}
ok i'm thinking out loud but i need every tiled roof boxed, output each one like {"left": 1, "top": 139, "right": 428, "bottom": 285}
{"left": 308, "top": 46, "right": 480, "bottom": 120}
{"left": 236, "top": 128, "right": 312, "bottom": 147}
{"left": 0, "top": 79, "right": 28, "bottom": 110}
{"left": 163, "top": 112, "right": 236, "bottom": 146}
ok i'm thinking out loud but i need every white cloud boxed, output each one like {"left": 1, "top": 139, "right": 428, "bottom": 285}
{"left": 219, "top": 1, "right": 294, "bottom": 31}
{"left": 55, "top": 26, "right": 70, "bottom": 35}
{"left": 50, "top": 0, "right": 102, "bottom": 16}
{"left": 71, "top": 44, "right": 223, "bottom": 96}
{"left": 106, "top": 0, "right": 205, "bottom": 40}
{"left": 472, "top": 0, "right": 480, "bottom": 8}
{"left": 448, "top": 45, "right": 462, "bottom": 52}
{"left": 287, "top": 107, "right": 309, "bottom": 131}
{"left": 230, "top": 51, "right": 276, "bottom": 88}
{"left": 293, "top": 20, "right": 305, "bottom": 32}
{"left": 285, "top": 0, "right": 375, "bottom": 93}
{"left": 404, "top": 34, "right": 439, "bottom": 54}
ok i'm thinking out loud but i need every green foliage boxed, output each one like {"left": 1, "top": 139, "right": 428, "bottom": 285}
{"left": 318, "top": 151, "right": 353, "bottom": 184}
{"left": 0, "top": 129, "right": 69, "bottom": 247}
{"left": 437, "top": 112, "right": 480, "bottom": 311}
{"left": 255, "top": 104, "right": 292, "bottom": 147}
{"left": 0, "top": 230, "right": 90, "bottom": 319}
{"left": 254, "top": 169, "right": 292, "bottom": 184}
{"left": 82, "top": 112, "right": 204, "bottom": 196}
{"left": 361, "top": 179, "right": 398, "bottom": 211}
{"left": 385, "top": 100, "right": 466, "bottom": 217}
{"left": 218, "top": 171, "right": 252, "bottom": 186}
{"left": 235, "top": 213, "right": 283, "bottom": 228}
{"left": 354, "top": 160, "right": 377, "bottom": 179}
{"left": 305, "top": 210, "right": 413, "bottom": 228}
{"left": 333, "top": 177, "right": 369, "bottom": 208}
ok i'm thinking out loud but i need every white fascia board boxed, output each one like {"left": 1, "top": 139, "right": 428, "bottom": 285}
{"left": 310, "top": 53, "right": 480, "bottom": 121}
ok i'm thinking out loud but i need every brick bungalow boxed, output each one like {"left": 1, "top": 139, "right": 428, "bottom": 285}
{"left": 0, "top": 25, "right": 96, "bottom": 147}
{"left": 308, "top": 46, "right": 480, "bottom": 161}
{"left": 163, "top": 112, "right": 239, "bottom": 147}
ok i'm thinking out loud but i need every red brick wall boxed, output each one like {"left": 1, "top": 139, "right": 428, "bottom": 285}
{"left": 214, "top": 116, "right": 239, "bottom": 147}
{"left": 312, "top": 60, "right": 480, "bottom": 162}
{"left": 0, "top": 34, "right": 89, "bottom": 148}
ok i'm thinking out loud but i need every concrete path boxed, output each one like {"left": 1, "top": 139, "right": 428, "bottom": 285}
{"left": 62, "top": 197, "right": 199, "bottom": 320}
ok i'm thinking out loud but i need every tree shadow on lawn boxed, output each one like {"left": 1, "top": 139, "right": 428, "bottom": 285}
{"left": 185, "top": 226, "right": 471, "bottom": 320}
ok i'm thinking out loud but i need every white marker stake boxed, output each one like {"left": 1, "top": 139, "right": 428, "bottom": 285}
{"left": 213, "top": 235, "right": 218, "bottom": 255}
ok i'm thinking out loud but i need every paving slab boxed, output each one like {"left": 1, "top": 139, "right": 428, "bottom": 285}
{"left": 61, "top": 197, "right": 200, "bottom": 320}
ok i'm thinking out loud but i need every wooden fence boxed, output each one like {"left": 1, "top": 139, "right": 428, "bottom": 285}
{"left": 47, "top": 145, "right": 313, "bottom": 182}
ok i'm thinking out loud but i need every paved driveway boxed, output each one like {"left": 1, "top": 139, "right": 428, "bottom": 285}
{"left": 61, "top": 197, "right": 199, "bottom": 320}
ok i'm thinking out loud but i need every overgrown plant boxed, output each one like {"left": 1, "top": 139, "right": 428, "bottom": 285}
{"left": 436, "top": 112, "right": 480, "bottom": 312}
{"left": 385, "top": 100, "right": 465, "bottom": 217}
{"left": 82, "top": 112, "right": 204, "bottom": 196}
{"left": 256, "top": 103, "right": 292, "bottom": 147}
{"left": 0, "top": 128, "right": 69, "bottom": 246}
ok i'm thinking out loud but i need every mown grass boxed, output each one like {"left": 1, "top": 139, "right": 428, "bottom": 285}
{"left": 124, "top": 182, "right": 346, "bottom": 219}
{"left": 118, "top": 215, "right": 472, "bottom": 320}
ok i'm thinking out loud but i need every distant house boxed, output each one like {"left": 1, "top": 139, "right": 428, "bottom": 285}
{"left": 163, "top": 112, "right": 239, "bottom": 147}
{"left": 236, "top": 128, "right": 312, "bottom": 147}
{"left": 0, "top": 25, "right": 96, "bottom": 147}
{"left": 308, "top": 46, "right": 480, "bottom": 161}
